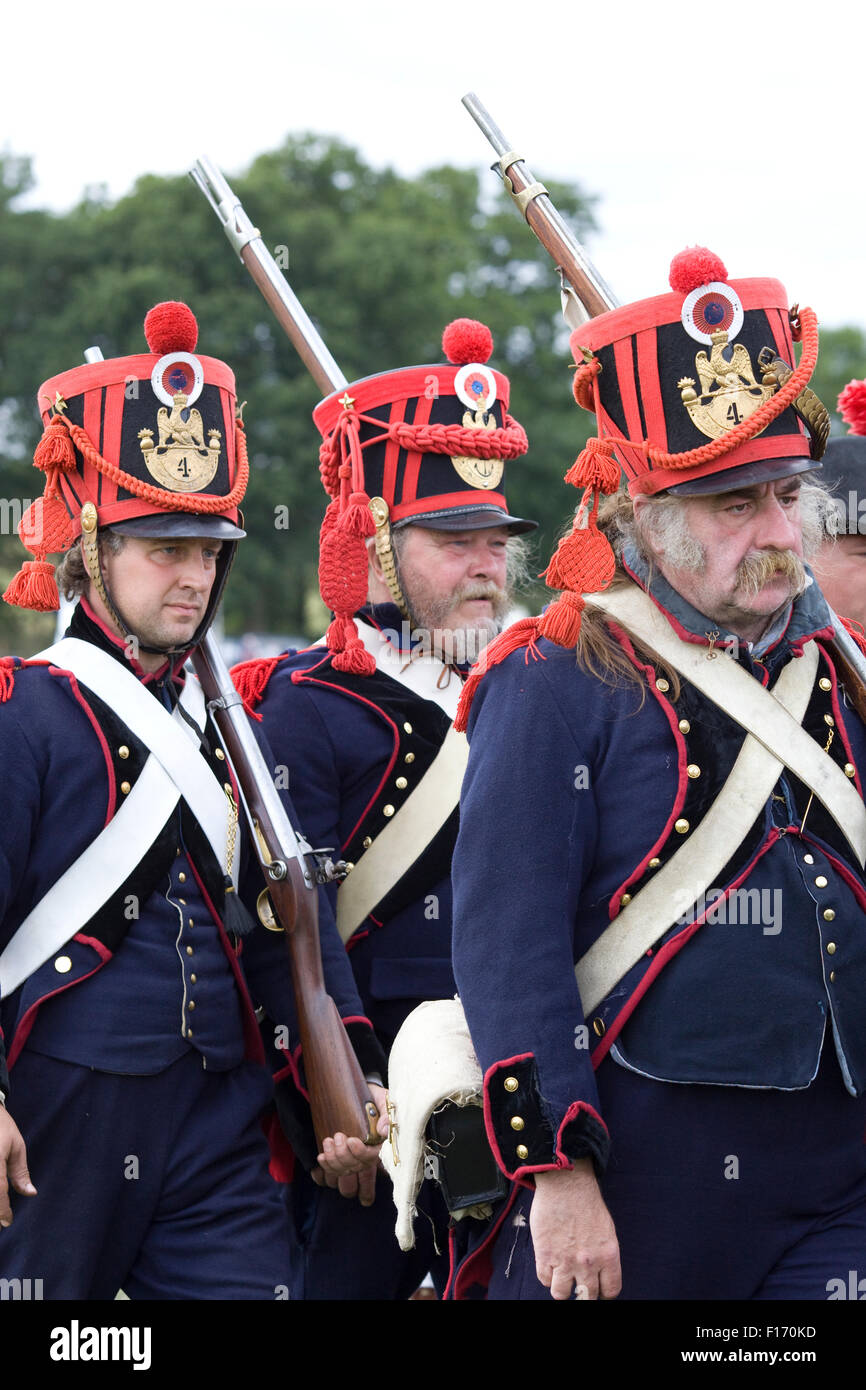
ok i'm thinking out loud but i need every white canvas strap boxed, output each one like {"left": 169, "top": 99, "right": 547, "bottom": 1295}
{"left": 336, "top": 725, "right": 469, "bottom": 943}
{"left": 0, "top": 707, "right": 194, "bottom": 998}
{"left": 585, "top": 584, "right": 866, "bottom": 865}
{"left": 0, "top": 641, "right": 240, "bottom": 999}
{"left": 574, "top": 642, "right": 818, "bottom": 1014}
{"left": 35, "top": 639, "right": 234, "bottom": 879}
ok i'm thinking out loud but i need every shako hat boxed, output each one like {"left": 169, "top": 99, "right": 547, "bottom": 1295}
{"left": 4, "top": 301, "right": 248, "bottom": 615}
{"left": 823, "top": 379, "right": 866, "bottom": 535}
{"left": 535, "top": 247, "right": 830, "bottom": 651}
{"left": 312, "top": 318, "right": 533, "bottom": 675}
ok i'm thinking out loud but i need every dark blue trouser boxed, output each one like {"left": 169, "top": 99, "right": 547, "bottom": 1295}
{"left": 288, "top": 1166, "right": 450, "bottom": 1300}
{"left": 0, "top": 1049, "right": 293, "bottom": 1299}
{"left": 488, "top": 1043, "right": 866, "bottom": 1300}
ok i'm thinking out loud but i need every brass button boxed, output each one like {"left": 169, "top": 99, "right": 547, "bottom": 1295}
{"left": 403, "top": 722, "right": 413, "bottom": 734}
{"left": 188, "top": 918, "right": 194, "bottom": 927}
{"left": 815, "top": 876, "right": 828, "bottom": 889}
{"left": 178, "top": 872, "right": 186, "bottom": 883}
{"left": 592, "top": 1017, "right": 605, "bottom": 1037}
{"left": 187, "top": 1030, "right": 194, "bottom": 1039}
{"left": 383, "top": 805, "right": 395, "bottom": 818}
{"left": 510, "top": 1116, "right": 525, "bottom": 1131}
{"left": 648, "top": 857, "right": 661, "bottom": 868}
{"left": 395, "top": 777, "right": 408, "bottom": 790}
{"left": 675, "top": 818, "right": 690, "bottom": 835}
{"left": 687, "top": 764, "right": 701, "bottom": 779}
{"left": 344, "top": 862, "right": 354, "bottom": 873}
{"left": 803, "top": 854, "right": 814, "bottom": 865}
{"left": 186, "top": 946, "right": 194, "bottom": 956}
{"left": 404, "top": 752, "right": 415, "bottom": 763}
{"left": 678, "top": 719, "right": 690, "bottom": 734}
{"left": 118, "top": 745, "right": 129, "bottom": 759}
{"left": 819, "top": 677, "right": 832, "bottom": 691}
{"left": 504, "top": 1076, "right": 519, "bottom": 1092}
{"left": 827, "top": 942, "right": 836, "bottom": 954}
{"left": 188, "top": 1000, "right": 196, "bottom": 1010}
{"left": 829, "top": 971, "right": 836, "bottom": 982}
{"left": 120, "top": 781, "right": 131, "bottom": 795}
{"left": 224, "top": 782, "right": 233, "bottom": 794}
{"left": 823, "top": 909, "right": 836, "bottom": 922}
{"left": 620, "top": 893, "right": 632, "bottom": 906}
{"left": 515, "top": 1145, "right": 529, "bottom": 1161}
{"left": 215, "top": 748, "right": 225, "bottom": 760}
{"left": 656, "top": 678, "right": 670, "bottom": 693}
{"left": 824, "top": 714, "right": 835, "bottom": 727}
{"left": 190, "top": 974, "right": 197, "bottom": 984}
{"left": 362, "top": 836, "right": 372, "bottom": 849}
{"left": 845, "top": 764, "right": 856, "bottom": 779}
{"left": 54, "top": 955, "right": 73, "bottom": 973}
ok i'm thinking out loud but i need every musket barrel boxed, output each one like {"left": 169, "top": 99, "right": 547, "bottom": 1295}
{"left": 190, "top": 158, "right": 346, "bottom": 397}
{"left": 461, "top": 92, "right": 618, "bottom": 319}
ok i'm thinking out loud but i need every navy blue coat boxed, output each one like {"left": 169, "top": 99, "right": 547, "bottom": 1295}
{"left": 249, "top": 605, "right": 460, "bottom": 1054}
{"left": 0, "top": 601, "right": 375, "bottom": 1128}
{"left": 448, "top": 565, "right": 866, "bottom": 1295}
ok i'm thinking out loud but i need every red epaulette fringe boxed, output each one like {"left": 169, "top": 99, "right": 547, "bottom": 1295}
{"left": 838, "top": 614, "right": 866, "bottom": 657}
{"left": 0, "top": 656, "right": 18, "bottom": 703}
{"left": 454, "top": 617, "right": 543, "bottom": 732}
{"left": 230, "top": 655, "right": 284, "bottom": 719}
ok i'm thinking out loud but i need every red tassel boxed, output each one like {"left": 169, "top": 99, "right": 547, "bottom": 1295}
{"left": 34, "top": 416, "right": 76, "bottom": 475}
{"left": 542, "top": 518, "right": 615, "bottom": 597}
{"left": 332, "top": 638, "right": 377, "bottom": 676}
{"left": 3, "top": 559, "right": 60, "bottom": 612}
{"left": 454, "top": 617, "right": 542, "bottom": 732}
{"left": 564, "top": 445, "right": 620, "bottom": 494}
{"left": 339, "top": 491, "right": 376, "bottom": 538}
{"left": 538, "top": 591, "right": 585, "bottom": 647}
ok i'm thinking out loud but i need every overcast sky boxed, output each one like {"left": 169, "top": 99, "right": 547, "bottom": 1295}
{"left": 4, "top": 0, "right": 864, "bottom": 333}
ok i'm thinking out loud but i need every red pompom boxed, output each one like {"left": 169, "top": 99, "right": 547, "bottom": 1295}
{"left": 144, "top": 301, "right": 198, "bottom": 355}
{"left": 669, "top": 247, "right": 728, "bottom": 296}
{"left": 838, "top": 379, "right": 866, "bottom": 437}
{"left": 442, "top": 318, "right": 494, "bottom": 366}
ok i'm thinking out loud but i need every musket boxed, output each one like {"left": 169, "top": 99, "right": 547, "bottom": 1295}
{"left": 461, "top": 92, "right": 866, "bottom": 715}
{"left": 180, "top": 162, "right": 377, "bottom": 1150}
{"left": 190, "top": 639, "right": 379, "bottom": 1151}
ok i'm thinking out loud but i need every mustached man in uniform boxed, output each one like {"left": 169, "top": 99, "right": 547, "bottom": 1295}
{"left": 233, "top": 319, "right": 536, "bottom": 1299}
{"left": 0, "top": 302, "right": 385, "bottom": 1299}
{"left": 447, "top": 249, "right": 866, "bottom": 1300}
{"left": 813, "top": 378, "right": 866, "bottom": 629}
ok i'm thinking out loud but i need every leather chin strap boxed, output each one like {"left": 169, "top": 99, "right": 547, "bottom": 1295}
{"left": 369, "top": 497, "right": 410, "bottom": 621}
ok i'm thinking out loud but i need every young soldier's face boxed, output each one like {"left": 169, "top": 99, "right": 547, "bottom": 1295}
{"left": 642, "top": 477, "right": 807, "bottom": 641}
{"left": 93, "top": 536, "right": 222, "bottom": 664}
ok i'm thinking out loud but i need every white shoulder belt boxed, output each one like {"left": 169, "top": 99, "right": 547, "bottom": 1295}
{"left": 0, "top": 639, "right": 234, "bottom": 999}
{"left": 334, "top": 620, "right": 467, "bottom": 944}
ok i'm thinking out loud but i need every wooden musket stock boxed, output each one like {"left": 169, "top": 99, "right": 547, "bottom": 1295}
{"left": 192, "top": 628, "right": 378, "bottom": 1151}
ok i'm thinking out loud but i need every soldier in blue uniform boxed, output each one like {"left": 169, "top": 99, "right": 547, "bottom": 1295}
{"left": 0, "top": 301, "right": 385, "bottom": 1299}
{"left": 233, "top": 318, "right": 536, "bottom": 1298}
{"left": 447, "top": 249, "right": 866, "bottom": 1300}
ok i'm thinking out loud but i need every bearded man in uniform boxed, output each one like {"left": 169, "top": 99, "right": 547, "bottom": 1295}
{"left": 234, "top": 318, "right": 536, "bottom": 1299}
